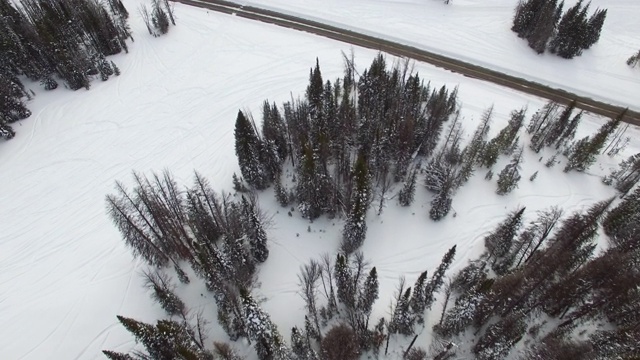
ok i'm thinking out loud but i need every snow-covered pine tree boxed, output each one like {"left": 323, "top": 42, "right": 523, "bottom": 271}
{"left": 235, "top": 111, "right": 269, "bottom": 189}
{"left": 291, "top": 326, "right": 317, "bottom": 360}
{"left": 113, "top": 316, "right": 212, "bottom": 359}
{"left": 261, "top": 101, "right": 288, "bottom": 165}
{"left": 430, "top": 187, "right": 453, "bottom": 221}
{"left": 335, "top": 254, "right": 356, "bottom": 308}
{"left": 424, "top": 245, "right": 457, "bottom": 310}
{"left": 608, "top": 154, "right": 640, "bottom": 195}
{"left": 358, "top": 267, "right": 379, "bottom": 322}
{"left": 241, "top": 289, "right": 290, "bottom": 360}
{"left": 151, "top": 0, "right": 170, "bottom": 35}
{"left": 409, "top": 270, "right": 428, "bottom": 320}
{"left": 342, "top": 153, "right": 370, "bottom": 254}
{"left": 485, "top": 169, "right": 494, "bottom": 180}
{"left": 398, "top": 166, "right": 418, "bottom": 206}
{"left": 512, "top": 206, "right": 563, "bottom": 267}
{"left": 472, "top": 313, "right": 527, "bottom": 360}
{"left": 628, "top": 49, "right": 640, "bottom": 68}
{"left": 564, "top": 110, "right": 624, "bottom": 172}
{"left": 389, "top": 285, "right": 414, "bottom": 336}
{"left": 241, "top": 196, "right": 269, "bottom": 263}
{"left": 555, "top": 110, "right": 583, "bottom": 149}
{"left": 602, "top": 186, "right": 640, "bottom": 250}
{"left": 544, "top": 100, "right": 575, "bottom": 147}
{"left": 485, "top": 207, "right": 526, "bottom": 271}
{"left": 457, "top": 105, "right": 493, "bottom": 185}
{"left": 142, "top": 270, "right": 185, "bottom": 316}
{"left": 102, "top": 350, "right": 135, "bottom": 360}
{"left": 496, "top": 146, "right": 524, "bottom": 195}
{"left": 582, "top": 8, "right": 607, "bottom": 50}
{"left": 526, "top": 0, "right": 562, "bottom": 54}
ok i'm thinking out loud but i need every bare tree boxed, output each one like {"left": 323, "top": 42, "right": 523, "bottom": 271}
{"left": 299, "top": 260, "right": 323, "bottom": 340}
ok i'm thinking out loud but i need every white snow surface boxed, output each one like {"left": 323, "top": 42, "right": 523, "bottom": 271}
{"left": 242, "top": 0, "right": 640, "bottom": 111}
{"left": 0, "top": 1, "right": 639, "bottom": 359}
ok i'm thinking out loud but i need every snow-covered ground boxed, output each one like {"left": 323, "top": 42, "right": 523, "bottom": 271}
{"left": 0, "top": 1, "right": 638, "bottom": 359}
{"left": 243, "top": 0, "right": 640, "bottom": 111}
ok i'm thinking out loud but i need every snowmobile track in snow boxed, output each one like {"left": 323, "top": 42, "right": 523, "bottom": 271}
{"left": 174, "top": 0, "right": 640, "bottom": 126}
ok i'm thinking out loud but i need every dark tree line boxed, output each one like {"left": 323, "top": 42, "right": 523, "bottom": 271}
{"left": 432, "top": 196, "right": 640, "bottom": 359}
{"left": 0, "top": 0, "right": 131, "bottom": 139}
{"left": 234, "top": 55, "right": 459, "bottom": 252}
{"left": 512, "top": 0, "right": 607, "bottom": 58}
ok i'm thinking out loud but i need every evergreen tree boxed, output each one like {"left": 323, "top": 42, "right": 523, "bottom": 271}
{"left": 357, "top": 267, "right": 379, "bottom": 329}
{"left": 143, "top": 270, "right": 185, "bottom": 316}
{"left": 582, "top": 9, "right": 607, "bottom": 50}
{"left": 241, "top": 290, "right": 290, "bottom": 360}
{"left": 430, "top": 186, "right": 453, "bottom": 221}
{"left": 151, "top": 0, "right": 170, "bottom": 35}
{"left": 473, "top": 314, "right": 527, "bottom": 360}
{"left": 235, "top": 110, "right": 269, "bottom": 189}
{"left": 102, "top": 351, "right": 136, "bottom": 360}
{"left": 398, "top": 166, "right": 418, "bottom": 206}
{"left": 389, "top": 286, "right": 414, "bottom": 335}
{"left": 528, "top": 0, "right": 562, "bottom": 54}
{"left": 485, "top": 207, "right": 526, "bottom": 270}
{"left": 334, "top": 254, "right": 355, "bottom": 308}
{"left": 627, "top": 49, "right": 640, "bottom": 68}
{"left": 111, "top": 61, "right": 121, "bottom": 76}
{"left": 273, "top": 173, "right": 290, "bottom": 207}
{"left": 564, "top": 110, "right": 624, "bottom": 172}
{"left": 244, "top": 199, "right": 269, "bottom": 263}
{"left": 291, "top": 326, "right": 316, "bottom": 360}
{"left": 458, "top": 105, "right": 493, "bottom": 185}
{"left": 496, "top": 146, "right": 523, "bottom": 195}
{"left": 342, "top": 153, "right": 370, "bottom": 254}
{"left": 424, "top": 245, "right": 457, "bottom": 310}
{"left": 409, "top": 270, "right": 428, "bottom": 320}
{"left": 114, "top": 316, "right": 210, "bottom": 360}
{"left": 602, "top": 186, "right": 640, "bottom": 251}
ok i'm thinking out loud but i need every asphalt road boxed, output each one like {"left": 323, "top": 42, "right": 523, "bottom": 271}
{"left": 174, "top": 0, "right": 640, "bottom": 126}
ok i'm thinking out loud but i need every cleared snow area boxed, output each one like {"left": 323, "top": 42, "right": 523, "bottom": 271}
{"left": 1, "top": 1, "right": 639, "bottom": 359}
{"left": 243, "top": 0, "right": 640, "bottom": 111}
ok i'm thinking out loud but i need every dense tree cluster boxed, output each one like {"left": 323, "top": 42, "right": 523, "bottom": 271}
{"left": 103, "top": 54, "right": 638, "bottom": 359}
{"left": 512, "top": 0, "right": 607, "bottom": 58}
{"left": 0, "top": 0, "right": 131, "bottom": 139}
{"left": 106, "top": 171, "right": 272, "bottom": 345}
{"left": 433, "top": 197, "right": 639, "bottom": 359}
{"left": 234, "top": 55, "right": 460, "bottom": 249}
{"left": 293, "top": 248, "right": 455, "bottom": 357}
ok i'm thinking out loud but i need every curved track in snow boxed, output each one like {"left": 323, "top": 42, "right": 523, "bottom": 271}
{"left": 175, "top": 0, "right": 640, "bottom": 126}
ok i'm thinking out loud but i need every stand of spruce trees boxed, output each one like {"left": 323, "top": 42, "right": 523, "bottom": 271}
{"left": 0, "top": 0, "right": 132, "bottom": 140}
{"left": 103, "top": 55, "right": 639, "bottom": 359}
{"left": 512, "top": 0, "right": 607, "bottom": 58}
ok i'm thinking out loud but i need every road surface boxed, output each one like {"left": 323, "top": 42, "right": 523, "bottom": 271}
{"left": 174, "top": 0, "right": 640, "bottom": 126}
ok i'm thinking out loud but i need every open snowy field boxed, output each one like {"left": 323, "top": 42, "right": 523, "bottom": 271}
{"left": 244, "top": 0, "right": 640, "bottom": 111}
{"left": 1, "top": 1, "right": 639, "bottom": 359}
